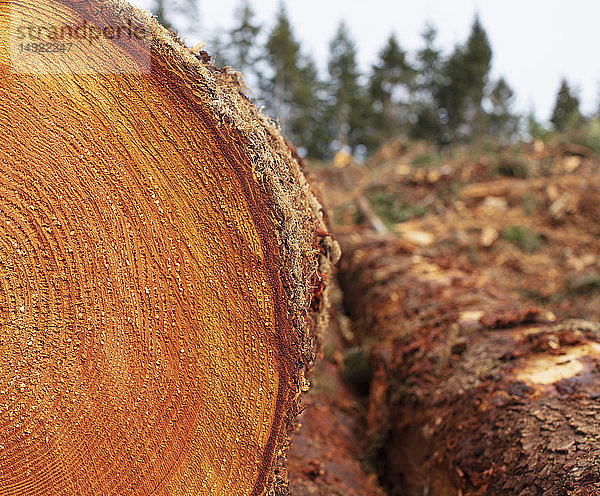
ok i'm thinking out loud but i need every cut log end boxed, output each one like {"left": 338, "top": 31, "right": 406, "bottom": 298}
{"left": 0, "top": 1, "right": 338, "bottom": 495}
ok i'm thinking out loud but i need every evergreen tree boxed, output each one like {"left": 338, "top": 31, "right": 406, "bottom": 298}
{"left": 228, "top": 1, "right": 261, "bottom": 76}
{"left": 368, "top": 34, "right": 415, "bottom": 144}
{"left": 550, "top": 79, "right": 582, "bottom": 132}
{"left": 487, "top": 77, "right": 519, "bottom": 141}
{"left": 437, "top": 15, "right": 492, "bottom": 141}
{"left": 326, "top": 22, "right": 368, "bottom": 153}
{"left": 463, "top": 16, "right": 492, "bottom": 117}
{"left": 293, "top": 56, "right": 329, "bottom": 158}
{"left": 436, "top": 47, "right": 465, "bottom": 141}
{"left": 261, "top": 6, "right": 302, "bottom": 134}
{"left": 260, "top": 5, "right": 325, "bottom": 156}
{"left": 411, "top": 22, "right": 443, "bottom": 140}
{"left": 416, "top": 23, "right": 442, "bottom": 96}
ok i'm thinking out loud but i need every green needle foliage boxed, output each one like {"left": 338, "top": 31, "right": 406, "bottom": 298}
{"left": 437, "top": 16, "right": 492, "bottom": 142}
{"left": 260, "top": 5, "right": 324, "bottom": 156}
{"left": 229, "top": 0, "right": 261, "bottom": 76}
{"left": 325, "top": 22, "right": 369, "bottom": 155}
{"left": 551, "top": 79, "right": 582, "bottom": 132}
{"left": 411, "top": 23, "right": 443, "bottom": 141}
{"left": 368, "top": 34, "right": 415, "bottom": 145}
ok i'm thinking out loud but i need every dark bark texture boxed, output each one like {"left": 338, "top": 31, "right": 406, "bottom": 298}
{"left": 339, "top": 234, "right": 600, "bottom": 496}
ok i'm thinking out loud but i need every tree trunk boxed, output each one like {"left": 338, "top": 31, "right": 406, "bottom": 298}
{"left": 0, "top": 1, "right": 338, "bottom": 495}
{"left": 339, "top": 234, "right": 600, "bottom": 496}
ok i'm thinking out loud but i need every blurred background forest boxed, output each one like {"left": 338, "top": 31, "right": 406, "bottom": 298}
{"left": 138, "top": 0, "right": 599, "bottom": 162}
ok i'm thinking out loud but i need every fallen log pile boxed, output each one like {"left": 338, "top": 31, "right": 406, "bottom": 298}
{"left": 339, "top": 234, "right": 600, "bottom": 496}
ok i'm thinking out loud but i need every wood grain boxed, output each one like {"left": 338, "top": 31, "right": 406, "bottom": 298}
{"left": 0, "top": 1, "right": 336, "bottom": 495}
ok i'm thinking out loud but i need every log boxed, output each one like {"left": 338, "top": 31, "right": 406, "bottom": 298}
{"left": 0, "top": 1, "right": 338, "bottom": 495}
{"left": 339, "top": 235, "right": 600, "bottom": 496}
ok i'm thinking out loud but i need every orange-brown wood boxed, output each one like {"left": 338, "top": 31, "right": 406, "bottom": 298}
{"left": 0, "top": 1, "right": 335, "bottom": 495}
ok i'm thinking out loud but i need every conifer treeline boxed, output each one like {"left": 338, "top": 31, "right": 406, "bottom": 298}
{"left": 155, "top": 0, "right": 586, "bottom": 159}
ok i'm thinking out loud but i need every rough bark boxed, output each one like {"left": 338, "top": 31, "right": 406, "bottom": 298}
{"left": 339, "top": 234, "right": 600, "bottom": 496}
{"left": 0, "top": 1, "right": 338, "bottom": 495}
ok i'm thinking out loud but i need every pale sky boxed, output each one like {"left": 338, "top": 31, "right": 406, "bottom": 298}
{"left": 132, "top": 0, "right": 600, "bottom": 122}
